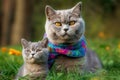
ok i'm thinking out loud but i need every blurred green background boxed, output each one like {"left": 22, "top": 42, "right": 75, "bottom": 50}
{"left": 0, "top": 0, "right": 120, "bottom": 79}
{"left": 0, "top": 0, "right": 120, "bottom": 46}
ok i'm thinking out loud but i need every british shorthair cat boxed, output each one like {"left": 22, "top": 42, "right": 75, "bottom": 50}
{"left": 45, "top": 2, "right": 102, "bottom": 73}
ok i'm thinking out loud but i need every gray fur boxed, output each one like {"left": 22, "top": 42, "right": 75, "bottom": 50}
{"left": 15, "top": 38, "right": 48, "bottom": 80}
{"left": 45, "top": 2, "right": 102, "bottom": 73}
{"left": 45, "top": 2, "right": 85, "bottom": 44}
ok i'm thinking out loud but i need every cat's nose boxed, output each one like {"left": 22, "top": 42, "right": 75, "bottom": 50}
{"left": 31, "top": 53, "right": 35, "bottom": 56}
{"left": 64, "top": 28, "right": 68, "bottom": 32}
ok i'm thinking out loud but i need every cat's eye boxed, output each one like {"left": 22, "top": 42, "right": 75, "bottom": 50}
{"left": 36, "top": 49, "right": 41, "bottom": 52}
{"left": 26, "top": 49, "right": 31, "bottom": 53}
{"left": 69, "top": 21, "right": 76, "bottom": 26}
{"left": 55, "top": 22, "right": 62, "bottom": 27}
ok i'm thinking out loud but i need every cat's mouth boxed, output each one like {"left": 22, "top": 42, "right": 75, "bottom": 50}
{"left": 59, "top": 33, "right": 73, "bottom": 40}
{"left": 29, "top": 56, "right": 35, "bottom": 60}
{"left": 62, "top": 33, "right": 70, "bottom": 37}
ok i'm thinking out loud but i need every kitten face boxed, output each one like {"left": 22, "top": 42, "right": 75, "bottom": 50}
{"left": 21, "top": 38, "right": 48, "bottom": 63}
{"left": 45, "top": 2, "right": 85, "bottom": 44}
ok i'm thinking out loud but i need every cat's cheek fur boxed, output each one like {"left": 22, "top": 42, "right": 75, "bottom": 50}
{"left": 35, "top": 52, "right": 42, "bottom": 59}
{"left": 45, "top": 21, "right": 55, "bottom": 36}
{"left": 79, "top": 18, "right": 85, "bottom": 34}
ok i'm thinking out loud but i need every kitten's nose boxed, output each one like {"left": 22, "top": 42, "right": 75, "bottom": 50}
{"left": 31, "top": 53, "right": 35, "bottom": 56}
{"left": 64, "top": 28, "right": 68, "bottom": 32}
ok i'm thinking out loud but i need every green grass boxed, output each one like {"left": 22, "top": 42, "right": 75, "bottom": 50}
{"left": 0, "top": 38, "right": 120, "bottom": 80}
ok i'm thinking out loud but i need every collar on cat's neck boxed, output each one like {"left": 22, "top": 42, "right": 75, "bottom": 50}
{"left": 48, "top": 35, "right": 87, "bottom": 58}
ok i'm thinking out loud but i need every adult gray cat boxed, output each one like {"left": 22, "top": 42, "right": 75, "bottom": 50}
{"left": 15, "top": 38, "right": 48, "bottom": 80}
{"left": 45, "top": 2, "right": 102, "bottom": 73}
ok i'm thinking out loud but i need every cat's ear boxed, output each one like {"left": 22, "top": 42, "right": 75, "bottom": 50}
{"left": 41, "top": 38, "right": 48, "bottom": 48}
{"left": 21, "top": 38, "right": 29, "bottom": 48}
{"left": 45, "top": 5, "right": 56, "bottom": 20}
{"left": 72, "top": 2, "right": 82, "bottom": 17}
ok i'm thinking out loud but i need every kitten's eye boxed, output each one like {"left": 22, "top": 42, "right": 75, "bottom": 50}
{"left": 36, "top": 49, "right": 41, "bottom": 52}
{"left": 55, "top": 22, "right": 62, "bottom": 27}
{"left": 26, "top": 49, "right": 31, "bottom": 53}
{"left": 69, "top": 21, "right": 76, "bottom": 26}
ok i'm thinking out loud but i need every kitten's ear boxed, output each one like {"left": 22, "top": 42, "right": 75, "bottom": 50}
{"left": 41, "top": 38, "right": 48, "bottom": 48}
{"left": 21, "top": 38, "right": 29, "bottom": 48}
{"left": 72, "top": 2, "right": 82, "bottom": 17}
{"left": 45, "top": 5, "right": 56, "bottom": 20}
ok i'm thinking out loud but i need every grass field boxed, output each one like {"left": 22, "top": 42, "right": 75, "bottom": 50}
{"left": 0, "top": 38, "right": 120, "bottom": 80}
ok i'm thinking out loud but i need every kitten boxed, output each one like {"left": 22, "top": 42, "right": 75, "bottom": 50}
{"left": 45, "top": 2, "right": 102, "bottom": 73}
{"left": 15, "top": 38, "right": 48, "bottom": 80}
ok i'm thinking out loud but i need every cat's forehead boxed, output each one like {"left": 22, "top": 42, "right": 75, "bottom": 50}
{"left": 56, "top": 9, "right": 73, "bottom": 19}
{"left": 27, "top": 42, "right": 41, "bottom": 49}
{"left": 51, "top": 9, "right": 78, "bottom": 22}
{"left": 56, "top": 9, "right": 72, "bottom": 16}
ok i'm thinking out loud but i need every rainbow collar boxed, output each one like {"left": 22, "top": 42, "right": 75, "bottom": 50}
{"left": 47, "top": 36, "right": 87, "bottom": 68}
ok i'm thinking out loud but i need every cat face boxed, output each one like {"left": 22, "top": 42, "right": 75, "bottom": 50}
{"left": 21, "top": 38, "right": 48, "bottom": 63}
{"left": 45, "top": 2, "right": 85, "bottom": 44}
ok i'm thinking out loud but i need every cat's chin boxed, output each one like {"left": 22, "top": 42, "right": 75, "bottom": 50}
{"left": 49, "top": 33, "right": 81, "bottom": 44}
{"left": 26, "top": 57, "right": 38, "bottom": 63}
{"left": 28, "top": 58, "right": 36, "bottom": 63}
{"left": 61, "top": 35, "right": 70, "bottom": 40}
{"left": 56, "top": 38, "right": 78, "bottom": 44}
{"left": 59, "top": 33, "right": 71, "bottom": 39}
